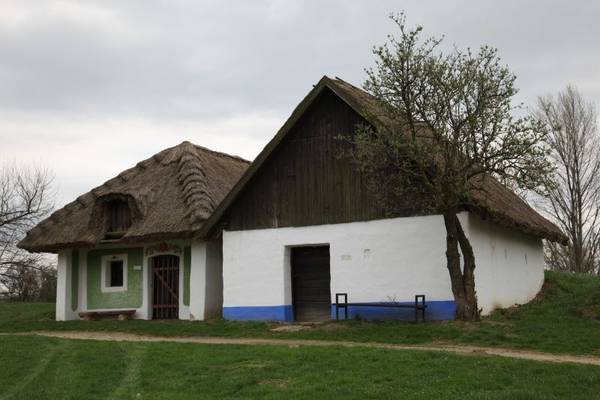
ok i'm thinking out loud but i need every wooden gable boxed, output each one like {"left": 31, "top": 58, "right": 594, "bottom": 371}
{"left": 199, "top": 76, "right": 567, "bottom": 244}
{"left": 222, "top": 88, "right": 387, "bottom": 231}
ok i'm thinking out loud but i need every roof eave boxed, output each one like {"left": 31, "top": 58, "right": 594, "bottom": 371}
{"left": 468, "top": 204, "right": 568, "bottom": 245}
{"left": 17, "top": 229, "right": 199, "bottom": 254}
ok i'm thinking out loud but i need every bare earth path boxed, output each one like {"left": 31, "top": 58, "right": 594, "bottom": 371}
{"left": 9, "top": 330, "right": 599, "bottom": 366}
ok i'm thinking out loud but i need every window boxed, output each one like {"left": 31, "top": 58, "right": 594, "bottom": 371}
{"left": 101, "top": 254, "right": 128, "bottom": 292}
{"left": 104, "top": 200, "right": 132, "bottom": 239}
{"left": 109, "top": 260, "right": 124, "bottom": 287}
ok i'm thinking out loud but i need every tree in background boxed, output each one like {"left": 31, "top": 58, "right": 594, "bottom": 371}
{"left": 0, "top": 163, "right": 55, "bottom": 300}
{"left": 348, "top": 13, "right": 553, "bottom": 320}
{"left": 537, "top": 86, "right": 600, "bottom": 275}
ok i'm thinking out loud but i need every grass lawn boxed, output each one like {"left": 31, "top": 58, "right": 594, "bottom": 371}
{"left": 0, "top": 271, "right": 599, "bottom": 355}
{"left": 0, "top": 334, "right": 598, "bottom": 399}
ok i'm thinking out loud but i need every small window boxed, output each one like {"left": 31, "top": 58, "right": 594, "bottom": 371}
{"left": 101, "top": 255, "right": 128, "bottom": 292}
{"left": 104, "top": 200, "right": 132, "bottom": 239}
{"left": 109, "top": 260, "right": 124, "bottom": 287}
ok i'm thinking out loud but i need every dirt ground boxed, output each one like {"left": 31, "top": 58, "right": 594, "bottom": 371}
{"left": 10, "top": 330, "right": 599, "bottom": 366}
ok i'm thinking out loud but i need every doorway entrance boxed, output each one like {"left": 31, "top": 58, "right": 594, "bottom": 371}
{"left": 151, "top": 254, "right": 179, "bottom": 319}
{"left": 291, "top": 246, "right": 331, "bottom": 322}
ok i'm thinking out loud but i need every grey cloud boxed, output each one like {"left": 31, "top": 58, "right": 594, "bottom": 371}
{"left": 0, "top": 0, "right": 598, "bottom": 207}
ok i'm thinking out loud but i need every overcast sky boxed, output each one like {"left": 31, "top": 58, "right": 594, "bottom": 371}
{"left": 1, "top": 0, "right": 599, "bottom": 208}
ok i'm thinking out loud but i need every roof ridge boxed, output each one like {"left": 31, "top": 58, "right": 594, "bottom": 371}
{"left": 185, "top": 141, "right": 251, "bottom": 164}
{"left": 176, "top": 143, "right": 216, "bottom": 227}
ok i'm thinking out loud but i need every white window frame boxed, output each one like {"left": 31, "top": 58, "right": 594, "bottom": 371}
{"left": 101, "top": 254, "right": 128, "bottom": 293}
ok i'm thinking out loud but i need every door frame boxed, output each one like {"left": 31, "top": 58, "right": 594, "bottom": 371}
{"left": 290, "top": 245, "right": 331, "bottom": 322}
{"left": 148, "top": 253, "right": 181, "bottom": 319}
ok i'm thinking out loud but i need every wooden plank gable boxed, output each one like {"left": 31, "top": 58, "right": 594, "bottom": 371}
{"left": 224, "top": 88, "right": 386, "bottom": 231}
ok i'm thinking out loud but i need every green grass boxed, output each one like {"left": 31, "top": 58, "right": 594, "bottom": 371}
{"left": 0, "top": 334, "right": 598, "bottom": 399}
{"left": 1, "top": 271, "right": 599, "bottom": 355}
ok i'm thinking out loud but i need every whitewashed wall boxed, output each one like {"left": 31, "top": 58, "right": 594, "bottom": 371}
{"left": 56, "top": 250, "right": 77, "bottom": 321}
{"left": 223, "top": 214, "right": 467, "bottom": 320}
{"left": 222, "top": 212, "right": 545, "bottom": 320}
{"left": 469, "top": 214, "right": 545, "bottom": 314}
{"left": 189, "top": 240, "right": 223, "bottom": 320}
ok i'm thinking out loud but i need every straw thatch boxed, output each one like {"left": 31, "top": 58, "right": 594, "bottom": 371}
{"left": 200, "top": 76, "right": 567, "bottom": 244}
{"left": 18, "top": 141, "right": 250, "bottom": 253}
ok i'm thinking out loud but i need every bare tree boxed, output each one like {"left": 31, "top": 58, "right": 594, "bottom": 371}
{"left": 0, "top": 163, "right": 55, "bottom": 299}
{"left": 537, "top": 86, "right": 600, "bottom": 274}
{"left": 347, "top": 13, "right": 553, "bottom": 321}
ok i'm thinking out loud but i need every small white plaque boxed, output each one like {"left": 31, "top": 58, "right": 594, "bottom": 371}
{"left": 341, "top": 254, "right": 352, "bottom": 261}
{"left": 133, "top": 265, "right": 142, "bottom": 271}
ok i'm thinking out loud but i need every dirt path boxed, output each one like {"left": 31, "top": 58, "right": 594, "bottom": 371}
{"left": 8, "top": 330, "right": 596, "bottom": 366}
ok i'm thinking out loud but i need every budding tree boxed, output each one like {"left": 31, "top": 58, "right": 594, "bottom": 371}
{"left": 348, "top": 13, "right": 553, "bottom": 320}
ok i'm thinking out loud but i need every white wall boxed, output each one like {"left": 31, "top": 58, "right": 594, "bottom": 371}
{"left": 223, "top": 214, "right": 469, "bottom": 310}
{"left": 189, "top": 240, "right": 223, "bottom": 320}
{"left": 469, "top": 214, "right": 545, "bottom": 314}
{"left": 222, "top": 212, "right": 545, "bottom": 319}
{"left": 56, "top": 250, "right": 77, "bottom": 321}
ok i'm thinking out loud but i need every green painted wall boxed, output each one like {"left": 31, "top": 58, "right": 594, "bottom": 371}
{"left": 71, "top": 250, "right": 79, "bottom": 311}
{"left": 87, "top": 247, "right": 143, "bottom": 310}
{"left": 183, "top": 246, "right": 191, "bottom": 306}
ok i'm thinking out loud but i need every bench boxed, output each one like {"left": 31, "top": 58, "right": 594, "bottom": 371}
{"left": 78, "top": 310, "right": 136, "bottom": 321}
{"left": 334, "top": 293, "right": 427, "bottom": 322}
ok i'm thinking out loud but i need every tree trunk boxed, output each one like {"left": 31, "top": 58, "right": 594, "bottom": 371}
{"left": 443, "top": 210, "right": 480, "bottom": 321}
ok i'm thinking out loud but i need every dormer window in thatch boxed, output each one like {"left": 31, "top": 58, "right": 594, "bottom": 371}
{"left": 104, "top": 199, "right": 132, "bottom": 240}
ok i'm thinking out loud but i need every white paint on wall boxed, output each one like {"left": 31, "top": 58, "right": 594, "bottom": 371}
{"left": 223, "top": 214, "right": 469, "bottom": 310}
{"left": 56, "top": 250, "right": 77, "bottom": 321}
{"left": 469, "top": 214, "right": 545, "bottom": 314}
{"left": 189, "top": 241, "right": 207, "bottom": 320}
{"left": 78, "top": 249, "right": 87, "bottom": 315}
{"left": 140, "top": 251, "right": 151, "bottom": 320}
{"left": 189, "top": 240, "right": 223, "bottom": 320}
{"left": 222, "top": 212, "right": 545, "bottom": 317}
{"left": 178, "top": 252, "right": 191, "bottom": 320}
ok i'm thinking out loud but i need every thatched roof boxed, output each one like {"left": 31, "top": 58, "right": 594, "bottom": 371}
{"left": 199, "top": 76, "right": 567, "bottom": 244}
{"left": 19, "top": 142, "right": 250, "bottom": 253}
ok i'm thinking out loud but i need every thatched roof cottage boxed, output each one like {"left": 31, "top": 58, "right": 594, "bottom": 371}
{"left": 20, "top": 142, "right": 249, "bottom": 320}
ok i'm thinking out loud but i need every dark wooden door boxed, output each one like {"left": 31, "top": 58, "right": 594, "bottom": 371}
{"left": 152, "top": 255, "right": 179, "bottom": 319}
{"left": 291, "top": 246, "right": 331, "bottom": 322}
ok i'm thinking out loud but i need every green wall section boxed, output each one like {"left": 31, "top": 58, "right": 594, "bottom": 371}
{"left": 183, "top": 246, "right": 191, "bottom": 306}
{"left": 87, "top": 247, "right": 144, "bottom": 310}
{"left": 71, "top": 250, "right": 79, "bottom": 311}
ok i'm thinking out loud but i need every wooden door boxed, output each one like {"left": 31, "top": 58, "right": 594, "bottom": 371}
{"left": 152, "top": 255, "right": 179, "bottom": 319}
{"left": 291, "top": 246, "right": 331, "bottom": 321}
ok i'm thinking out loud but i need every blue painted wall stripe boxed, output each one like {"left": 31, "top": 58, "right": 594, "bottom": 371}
{"left": 224, "top": 301, "right": 456, "bottom": 322}
{"left": 331, "top": 300, "right": 456, "bottom": 321}
{"left": 223, "top": 305, "right": 294, "bottom": 321}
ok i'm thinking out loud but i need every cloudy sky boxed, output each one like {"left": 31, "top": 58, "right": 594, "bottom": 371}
{"left": 1, "top": 0, "right": 599, "bottom": 208}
